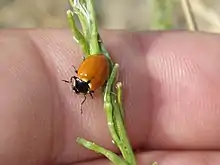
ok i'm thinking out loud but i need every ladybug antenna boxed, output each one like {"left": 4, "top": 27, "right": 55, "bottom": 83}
{"left": 62, "top": 76, "right": 77, "bottom": 84}
{"left": 89, "top": 90, "right": 94, "bottom": 99}
{"left": 71, "top": 65, "right": 78, "bottom": 74}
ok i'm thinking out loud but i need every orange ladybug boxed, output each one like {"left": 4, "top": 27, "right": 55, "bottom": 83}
{"left": 63, "top": 54, "right": 109, "bottom": 111}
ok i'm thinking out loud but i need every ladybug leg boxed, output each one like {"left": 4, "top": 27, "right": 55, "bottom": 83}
{"left": 86, "top": 79, "right": 94, "bottom": 99}
{"left": 86, "top": 77, "right": 95, "bottom": 84}
{"left": 73, "top": 86, "right": 80, "bottom": 94}
{"left": 62, "top": 79, "right": 70, "bottom": 83}
{"left": 97, "top": 33, "right": 102, "bottom": 43}
{"left": 80, "top": 95, "right": 87, "bottom": 114}
{"left": 62, "top": 76, "right": 76, "bottom": 83}
{"left": 89, "top": 90, "right": 94, "bottom": 99}
{"left": 71, "top": 65, "right": 78, "bottom": 74}
{"left": 82, "top": 56, "right": 86, "bottom": 61}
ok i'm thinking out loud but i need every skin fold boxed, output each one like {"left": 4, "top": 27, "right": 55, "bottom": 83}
{"left": 0, "top": 29, "right": 220, "bottom": 165}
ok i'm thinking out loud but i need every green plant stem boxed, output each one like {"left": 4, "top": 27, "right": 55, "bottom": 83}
{"left": 69, "top": 0, "right": 90, "bottom": 40}
{"left": 116, "top": 82, "right": 124, "bottom": 118}
{"left": 103, "top": 64, "right": 122, "bottom": 148}
{"left": 69, "top": 0, "right": 101, "bottom": 56}
{"left": 151, "top": 0, "right": 174, "bottom": 29}
{"left": 181, "top": 0, "right": 198, "bottom": 31}
{"left": 98, "top": 34, "right": 114, "bottom": 69}
{"left": 67, "top": 0, "right": 139, "bottom": 165}
{"left": 104, "top": 64, "right": 136, "bottom": 165}
{"left": 113, "top": 82, "right": 136, "bottom": 165}
{"left": 86, "top": 0, "right": 100, "bottom": 54}
{"left": 67, "top": 9, "right": 89, "bottom": 56}
{"left": 76, "top": 138, "right": 128, "bottom": 165}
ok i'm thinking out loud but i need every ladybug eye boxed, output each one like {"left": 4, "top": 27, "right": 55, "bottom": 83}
{"left": 72, "top": 78, "right": 76, "bottom": 87}
{"left": 73, "top": 86, "right": 80, "bottom": 93}
{"left": 72, "top": 76, "right": 81, "bottom": 87}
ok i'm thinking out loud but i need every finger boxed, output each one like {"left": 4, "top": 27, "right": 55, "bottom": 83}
{"left": 29, "top": 30, "right": 220, "bottom": 164}
{"left": 73, "top": 151, "right": 220, "bottom": 165}
{"left": 0, "top": 30, "right": 63, "bottom": 165}
{"left": 138, "top": 31, "right": 220, "bottom": 149}
{"left": 29, "top": 29, "right": 154, "bottom": 163}
{"left": 104, "top": 31, "right": 220, "bottom": 149}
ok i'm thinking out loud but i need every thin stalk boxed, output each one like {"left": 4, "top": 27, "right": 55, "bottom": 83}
{"left": 181, "top": 0, "right": 198, "bottom": 31}
{"left": 104, "top": 65, "right": 136, "bottom": 165}
{"left": 66, "top": 9, "right": 89, "bottom": 56}
{"left": 70, "top": 0, "right": 90, "bottom": 41}
{"left": 112, "top": 82, "right": 136, "bottom": 165}
{"left": 77, "top": 138, "right": 128, "bottom": 165}
{"left": 151, "top": 0, "right": 174, "bottom": 29}
{"left": 86, "top": 0, "right": 100, "bottom": 54}
{"left": 67, "top": 0, "right": 143, "bottom": 164}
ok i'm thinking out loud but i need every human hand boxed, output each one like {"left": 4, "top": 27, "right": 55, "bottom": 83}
{"left": 1, "top": 29, "right": 220, "bottom": 165}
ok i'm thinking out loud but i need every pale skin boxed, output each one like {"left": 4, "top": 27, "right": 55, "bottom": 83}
{"left": 1, "top": 29, "right": 220, "bottom": 165}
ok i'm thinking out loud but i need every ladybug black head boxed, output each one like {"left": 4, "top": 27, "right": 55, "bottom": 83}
{"left": 62, "top": 75, "right": 94, "bottom": 113}
{"left": 72, "top": 76, "right": 90, "bottom": 94}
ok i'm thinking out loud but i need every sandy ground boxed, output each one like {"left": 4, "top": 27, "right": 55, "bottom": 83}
{"left": 0, "top": 0, "right": 219, "bottom": 32}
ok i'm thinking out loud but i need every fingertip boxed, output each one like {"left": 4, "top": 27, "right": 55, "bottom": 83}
{"left": 0, "top": 30, "right": 58, "bottom": 164}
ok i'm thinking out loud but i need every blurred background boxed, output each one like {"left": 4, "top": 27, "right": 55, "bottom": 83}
{"left": 0, "top": 0, "right": 219, "bottom": 32}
